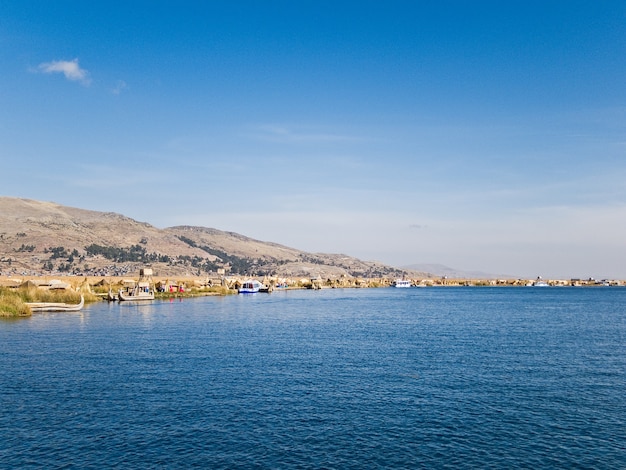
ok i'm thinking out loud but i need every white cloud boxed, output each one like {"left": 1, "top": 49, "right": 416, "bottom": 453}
{"left": 112, "top": 79, "right": 127, "bottom": 95}
{"left": 38, "top": 58, "right": 91, "bottom": 86}
{"left": 250, "top": 124, "right": 358, "bottom": 144}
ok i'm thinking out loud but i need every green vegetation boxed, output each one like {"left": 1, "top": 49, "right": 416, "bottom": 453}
{"left": 174, "top": 236, "right": 288, "bottom": 275}
{"left": 46, "top": 246, "right": 70, "bottom": 259}
{"left": 0, "top": 287, "right": 99, "bottom": 318}
{"left": 18, "top": 287, "right": 83, "bottom": 304}
{"left": 16, "top": 244, "right": 36, "bottom": 252}
{"left": 176, "top": 235, "right": 198, "bottom": 248}
{"left": 85, "top": 244, "right": 170, "bottom": 263}
{"left": 177, "top": 236, "right": 257, "bottom": 274}
{"left": 0, "top": 287, "right": 31, "bottom": 317}
{"left": 154, "top": 285, "right": 235, "bottom": 299}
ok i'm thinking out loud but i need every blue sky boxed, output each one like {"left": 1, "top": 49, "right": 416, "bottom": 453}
{"left": 1, "top": 1, "right": 625, "bottom": 278}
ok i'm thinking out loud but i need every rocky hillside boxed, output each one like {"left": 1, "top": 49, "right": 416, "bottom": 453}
{"left": 0, "top": 197, "right": 420, "bottom": 279}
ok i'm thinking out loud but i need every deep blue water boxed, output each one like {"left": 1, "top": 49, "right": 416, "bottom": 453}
{"left": 1, "top": 287, "right": 625, "bottom": 469}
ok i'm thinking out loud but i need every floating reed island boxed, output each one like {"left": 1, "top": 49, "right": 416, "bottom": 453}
{"left": 1, "top": 274, "right": 622, "bottom": 317}
{"left": 0, "top": 279, "right": 97, "bottom": 317}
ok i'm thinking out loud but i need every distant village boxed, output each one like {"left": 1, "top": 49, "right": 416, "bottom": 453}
{"left": 0, "top": 266, "right": 622, "bottom": 291}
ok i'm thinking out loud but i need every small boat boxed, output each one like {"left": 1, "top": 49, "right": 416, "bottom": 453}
{"left": 392, "top": 280, "right": 412, "bottom": 288}
{"left": 27, "top": 295, "right": 84, "bottom": 312}
{"left": 118, "top": 283, "right": 155, "bottom": 301}
{"left": 119, "top": 268, "right": 155, "bottom": 301}
{"left": 238, "top": 280, "right": 264, "bottom": 294}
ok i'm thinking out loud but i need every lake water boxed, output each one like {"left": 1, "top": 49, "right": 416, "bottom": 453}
{"left": 1, "top": 287, "right": 625, "bottom": 468}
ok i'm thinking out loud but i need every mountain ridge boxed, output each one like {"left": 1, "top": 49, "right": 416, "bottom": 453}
{"left": 0, "top": 197, "right": 425, "bottom": 279}
{"left": 402, "top": 263, "right": 517, "bottom": 280}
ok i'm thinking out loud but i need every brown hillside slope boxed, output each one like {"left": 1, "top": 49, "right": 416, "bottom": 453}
{"left": 0, "top": 197, "right": 419, "bottom": 279}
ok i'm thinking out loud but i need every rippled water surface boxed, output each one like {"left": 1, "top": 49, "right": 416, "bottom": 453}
{"left": 2, "top": 287, "right": 625, "bottom": 468}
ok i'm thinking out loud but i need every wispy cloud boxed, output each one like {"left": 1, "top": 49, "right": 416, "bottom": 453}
{"left": 251, "top": 124, "right": 359, "bottom": 144}
{"left": 112, "top": 79, "right": 127, "bottom": 95}
{"left": 38, "top": 58, "right": 91, "bottom": 86}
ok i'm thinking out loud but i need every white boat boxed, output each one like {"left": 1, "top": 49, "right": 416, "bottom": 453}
{"left": 118, "top": 284, "right": 155, "bottom": 301}
{"left": 392, "top": 279, "right": 412, "bottom": 288}
{"left": 118, "top": 268, "right": 155, "bottom": 301}
{"left": 533, "top": 276, "right": 549, "bottom": 287}
{"left": 238, "top": 280, "right": 263, "bottom": 294}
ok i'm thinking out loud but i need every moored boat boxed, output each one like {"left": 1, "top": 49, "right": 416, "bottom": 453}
{"left": 118, "top": 286, "right": 155, "bottom": 301}
{"left": 118, "top": 268, "right": 155, "bottom": 301}
{"left": 392, "top": 279, "right": 412, "bottom": 288}
{"left": 238, "top": 280, "right": 264, "bottom": 294}
{"left": 26, "top": 295, "right": 84, "bottom": 312}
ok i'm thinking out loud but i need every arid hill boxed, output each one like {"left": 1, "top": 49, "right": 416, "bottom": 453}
{"left": 0, "top": 197, "right": 422, "bottom": 279}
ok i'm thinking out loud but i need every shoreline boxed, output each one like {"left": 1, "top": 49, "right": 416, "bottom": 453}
{"left": 2, "top": 274, "right": 622, "bottom": 318}
{"left": 1, "top": 274, "right": 623, "bottom": 291}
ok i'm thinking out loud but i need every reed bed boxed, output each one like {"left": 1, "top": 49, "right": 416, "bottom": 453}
{"left": 0, "top": 287, "right": 31, "bottom": 317}
{"left": 154, "top": 285, "right": 235, "bottom": 299}
{"left": 0, "top": 287, "right": 101, "bottom": 317}
{"left": 19, "top": 287, "right": 83, "bottom": 304}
